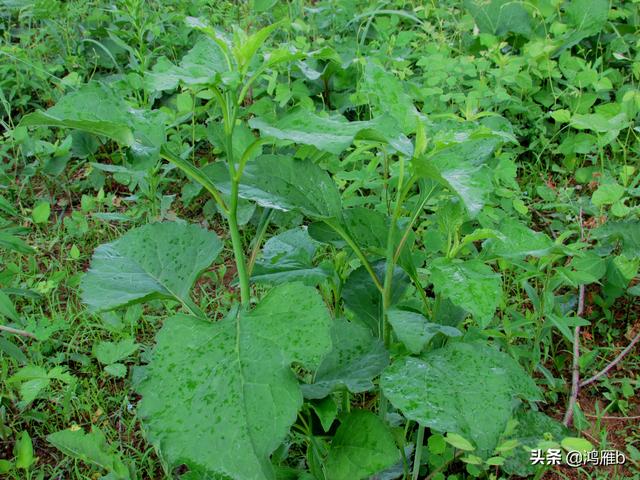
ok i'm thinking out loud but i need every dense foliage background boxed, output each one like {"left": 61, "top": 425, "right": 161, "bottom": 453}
{"left": 1, "top": 1, "right": 639, "bottom": 479}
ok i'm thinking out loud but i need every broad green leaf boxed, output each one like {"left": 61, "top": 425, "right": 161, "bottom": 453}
{"left": 430, "top": 258, "right": 502, "bottom": 327}
{"left": 342, "top": 261, "right": 409, "bottom": 335}
{"left": 0, "top": 290, "right": 19, "bottom": 322}
{"left": 445, "top": 433, "right": 475, "bottom": 451}
{"left": 359, "top": 61, "right": 419, "bottom": 135}
{"left": 558, "top": 0, "right": 609, "bottom": 52}
{"left": 207, "top": 155, "right": 342, "bottom": 219}
{"left": 381, "top": 343, "right": 541, "bottom": 458}
{"left": 14, "top": 431, "right": 35, "bottom": 471}
{"left": 234, "top": 21, "right": 281, "bottom": 73}
{"left": 502, "top": 410, "right": 568, "bottom": 477}
{"left": 302, "top": 318, "right": 389, "bottom": 399}
{"left": 31, "top": 201, "right": 50, "bottom": 224}
{"left": 81, "top": 222, "right": 222, "bottom": 312}
{"left": 251, "top": 227, "right": 329, "bottom": 285}
{"left": 561, "top": 437, "right": 593, "bottom": 452}
{"left": 19, "top": 83, "right": 133, "bottom": 145}
{"left": 19, "top": 83, "right": 165, "bottom": 167}
{"left": 146, "top": 38, "right": 229, "bottom": 91}
{"left": 482, "top": 218, "right": 554, "bottom": 258}
{"left": 136, "top": 283, "right": 332, "bottom": 479}
{"left": 325, "top": 411, "right": 400, "bottom": 480}
{"left": 340, "top": 208, "right": 417, "bottom": 279}
{"left": 465, "top": 0, "right": 533, "bottom": 37}
{"left": 592, "top": 220, "right": 640, "bottom": 258}
{"left": 309, "top": 397, "right": 338, "bottom": 432}
{"left": 92, "top": 339, "right": 139, "bottom": 365}
{"left": 570, "top": 112, "right": 629, "bottom": 134}
{"left": 387, "top": 309, "right": 461, "bottom": 354}
{"left": 0, "top": 232, "right": 35, "bottom": 254}
{"left": 556, "top": 253, "right": 606, "bottom": 287}
{"left": 249, "top": 110, "right": 400, "bottom": 155}
{"left": 47, "top": 428, "right": 130, "bottom": 480}
{"left": 104, "top": 363, "right": 127, "bottom": 378}
{"left": 592, "top": 182, "right": 625, "bottom": 207}
{"left": 414, "top": 134, "right": 501, "bottom": 217}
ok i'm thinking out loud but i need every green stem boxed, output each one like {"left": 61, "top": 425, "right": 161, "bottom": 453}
{"left": 247, "top": 208, "right": 273, "bottom": 277}
{"left": 325, "top": 220, "right": 384, "bottom": 293}
{"left": 229, "top": 178, "right": 251, "bottom": 306}
{"left": 381, "top": 157, "right": 405, "bottom": 347}
{"left": 412, "top": 425, "right": 425, "bottom": 480}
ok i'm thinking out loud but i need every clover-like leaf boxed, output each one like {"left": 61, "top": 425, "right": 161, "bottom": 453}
{"left": 136, "top": 283, "right": 332, "bottom": 479}
{"left": 381, "top": 342, "right": 541, "bottom": 457}
{"left": 81, "top": 222, "right": 222, "bottom": 312}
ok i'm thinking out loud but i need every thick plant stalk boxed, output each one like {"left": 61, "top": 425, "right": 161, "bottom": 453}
{"left": 229, "top": 178, "right": 251, "bottom": 306}
{"left": 411, "top": 424, "right": 425, "bottom": 480}
{"left": 580, "top": 331, "right": 640, "bottom": 388}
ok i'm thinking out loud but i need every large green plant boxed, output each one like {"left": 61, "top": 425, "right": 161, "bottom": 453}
{"left": 20, "top": 17, "right": 578, "bottom": 480}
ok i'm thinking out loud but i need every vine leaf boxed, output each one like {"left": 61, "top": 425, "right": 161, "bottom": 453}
{"left": 381, "top": 343, "right": 541, "bottom": 458}
{"left": 81, "top": 222, "right": 222, "bottom": 312}
{"left": 325, "top": 410, "right": 400, "bottom": 480}
{"left": 136, "top": 283, "right": 332, "bottom": 479}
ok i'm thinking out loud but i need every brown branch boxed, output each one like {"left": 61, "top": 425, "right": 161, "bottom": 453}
{"left": 0, "top": 324, "right": 36, "bottom": 338}
{"left": 580, "top": 331, "right": 640, "bottom": 388}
